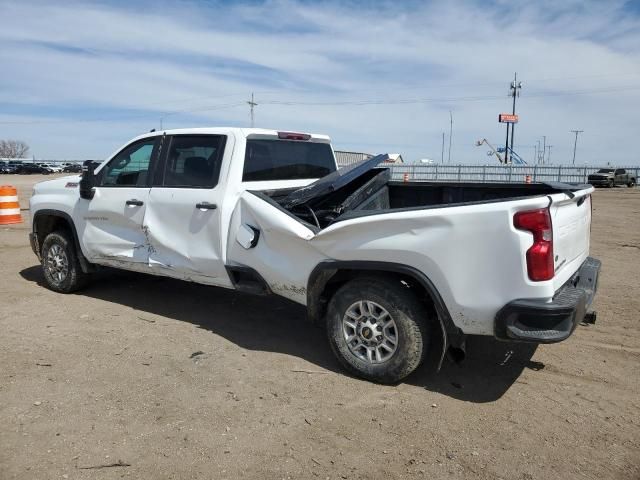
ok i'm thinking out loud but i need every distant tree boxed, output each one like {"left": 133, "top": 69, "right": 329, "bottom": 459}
{"left": 0, "top": 140, "right": 30, "bottom": 159}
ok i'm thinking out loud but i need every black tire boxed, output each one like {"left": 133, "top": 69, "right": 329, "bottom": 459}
{"left": 608, "top": 179, "right": 614, "bottom": 188}
{"left": 41, "top": 230, "right": 89, "bottom": 293}
{"left": 326, "top": 276, "right": 430, "bottom": 384}
{"left": 628, "top": 179, "right": 636, "bottom": 188}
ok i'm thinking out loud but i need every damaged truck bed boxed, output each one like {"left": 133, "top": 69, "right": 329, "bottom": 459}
{"left": 30, "top": 127, "right": 601, "bottom": 383}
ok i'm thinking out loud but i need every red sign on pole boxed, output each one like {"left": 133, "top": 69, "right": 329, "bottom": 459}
{"left": 499, "top": 113, "right": 519, "bottom": 123}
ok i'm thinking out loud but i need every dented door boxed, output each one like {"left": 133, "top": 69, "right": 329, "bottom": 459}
{"left": 144, "top": 134, "right": 232, "bottom": 286}
{"left": 79, "top": 136, "right": 160, "bottom": 265}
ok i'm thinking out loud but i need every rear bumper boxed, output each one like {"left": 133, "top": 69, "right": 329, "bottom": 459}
{"left": 495, "top": 257, "right": 601, "bottom": 343}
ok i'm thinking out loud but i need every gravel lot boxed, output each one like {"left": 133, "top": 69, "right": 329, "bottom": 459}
{"left": 1, "top": 174, "right": 638, "bottom": 480}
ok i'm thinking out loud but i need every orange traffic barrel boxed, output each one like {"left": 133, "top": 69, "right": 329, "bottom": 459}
{"left": 403, "top": 172, "right": 409, "bottom": 182}
{"left": 0, "top": 185, "right": 22, "bottom": 224}
{"left": 525, "top": 175, "right": 532, "bottom": 184}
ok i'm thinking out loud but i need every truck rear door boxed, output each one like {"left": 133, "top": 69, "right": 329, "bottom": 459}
{"left": 549, "top": 188, "right": 593, "bottom": 290}
{"left": 144, "top": 134, "right": 233, "bottom": 287}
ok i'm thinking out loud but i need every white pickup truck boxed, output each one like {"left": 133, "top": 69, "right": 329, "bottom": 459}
{"left": 29, "top": 128, "right": 601, "bottom": 383}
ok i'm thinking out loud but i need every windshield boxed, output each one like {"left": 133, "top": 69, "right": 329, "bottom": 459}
{"left": 596, "top": 169, "right": 614, "bottom": 173}
{"left": 243, "top": 139, "right": 336, "bottom": 181}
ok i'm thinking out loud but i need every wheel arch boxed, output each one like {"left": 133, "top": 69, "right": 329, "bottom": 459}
{"left": 32, "top": 209, "right": 93, "bottom": 273}
{"left": 307, "top": 261, "right": 465, "bottom": 369}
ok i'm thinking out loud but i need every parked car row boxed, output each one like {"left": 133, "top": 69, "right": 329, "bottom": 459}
{"left": 0, "top": 161, "right": 82, "bottom": 174}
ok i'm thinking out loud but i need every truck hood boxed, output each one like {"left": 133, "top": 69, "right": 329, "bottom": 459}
{"left": 281, "top": 153, "right": 390, "bottom": 209}
{"left": 33, "top": 174, "right": 81, "bottom": 193}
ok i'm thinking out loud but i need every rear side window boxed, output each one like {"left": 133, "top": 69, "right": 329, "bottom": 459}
{"left": 162, "top": 135, "right": 226, "bottom": 188}
{"left": 243, "top": 139, "right": 336, "bottom": 181}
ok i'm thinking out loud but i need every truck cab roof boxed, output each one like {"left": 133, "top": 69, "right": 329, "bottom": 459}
{"left": 131, "top": 127, "right": 331, "bottom": 144}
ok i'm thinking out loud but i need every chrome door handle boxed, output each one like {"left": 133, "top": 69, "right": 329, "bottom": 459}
{"left": 195, "top": 202, "right": 217, "bottom": 210}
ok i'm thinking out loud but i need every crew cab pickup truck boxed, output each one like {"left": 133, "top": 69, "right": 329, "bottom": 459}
{"left": 29, "top": 128, "right": 601, "bottom": 383}
{"left": 587, "top": 168, "right": 636, "bottom": 188}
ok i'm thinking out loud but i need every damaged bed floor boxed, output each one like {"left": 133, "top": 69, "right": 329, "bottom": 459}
{"left": 1, "top": 175, "right": 638, "bottom": 480}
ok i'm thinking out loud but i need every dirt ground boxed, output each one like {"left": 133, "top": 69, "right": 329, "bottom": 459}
{"left": 1, "top": 174, "right": 638, "bottom": 480}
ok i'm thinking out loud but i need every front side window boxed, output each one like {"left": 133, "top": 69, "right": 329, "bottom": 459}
{"left": 101, "top": 138, "right": 157, "bottom": 187}
{"left": 162, "top": 135, "right": 226, "bottom": 188}
{"left": 243, "top": 139, "right": 336, "bottom": 181}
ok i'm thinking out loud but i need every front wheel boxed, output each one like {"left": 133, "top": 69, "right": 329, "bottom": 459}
{"left": 41, "top": 230, "right": 89, "bottom": 293}
{"left": 628, "top": 179, "right": 636, "bottom": 188}
{"left": 326, "top": 277, "right": 430, "bottom": 384}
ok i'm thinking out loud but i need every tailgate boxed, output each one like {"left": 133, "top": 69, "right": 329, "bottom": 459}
{"left": 549, "top": 188, "right": 593, "bottom": 289}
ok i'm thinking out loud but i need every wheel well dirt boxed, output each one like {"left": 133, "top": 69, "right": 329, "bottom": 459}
{"left": 306, "top": 261, "right": 464, "bottom": 368}
{"left": 33, "top": 210, "right": 92, "bottom": 272}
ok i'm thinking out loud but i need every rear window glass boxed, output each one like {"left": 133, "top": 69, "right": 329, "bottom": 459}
{"left": 243, "top": 139, "right": 336, "bottom": 181}
{"left": 162, "top": 135, "right": 226, "bottom": 188}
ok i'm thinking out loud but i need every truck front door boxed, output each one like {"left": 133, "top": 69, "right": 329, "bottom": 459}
{"left": 144, "top": 134, "right": 233, "bottom": 287}
{"left": 77, "top": 136, "right": 161, "bottom": 266}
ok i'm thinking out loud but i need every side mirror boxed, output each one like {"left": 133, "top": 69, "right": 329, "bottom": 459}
{"left": 79, "top": 160, "right": 97, "bottom": 200}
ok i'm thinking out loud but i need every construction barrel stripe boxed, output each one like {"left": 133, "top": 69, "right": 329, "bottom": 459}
{"left": 0, "top": 186, "right": 23, "bottom": 224}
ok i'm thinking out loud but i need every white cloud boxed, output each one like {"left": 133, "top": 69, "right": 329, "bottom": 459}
{"left": 0, "top": 0, "right": 638, "bottom": 164}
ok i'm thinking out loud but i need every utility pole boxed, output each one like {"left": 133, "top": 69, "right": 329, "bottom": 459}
{"left": 441, "top": 132, "right": 445, "bottom": 164}
{"left": 509, "top": 73, "right": 522, "bottom": 162}
{"left": 247, "top": 93, "right": 258, "bottom": 127}
{"left": 546, "top": 145, "right": 553, "bottom": 164}
{"left": 542, "top": 136, "right": 547, "bottom": 165}
{"left": 448, "top": 111, "right": 453, "bottom": 163}
{"left": 503, "top": 73, "right": 522, "bottom": 164}
{"left": 536, "top": 140, "right": 541, "bottom": 164}
{"left": 571, "top": 130, "right": 584, "bottom": 165}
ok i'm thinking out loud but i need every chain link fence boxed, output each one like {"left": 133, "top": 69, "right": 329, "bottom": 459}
{"left": 385, "top": 164, "right": 640, "bottom": 184}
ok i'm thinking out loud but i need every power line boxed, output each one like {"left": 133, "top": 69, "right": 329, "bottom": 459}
{"left": 259, "top": 84, "right": 640, "bottom": 107}
{"left": 1, "top": 84, "right": 640, "bottom": 127}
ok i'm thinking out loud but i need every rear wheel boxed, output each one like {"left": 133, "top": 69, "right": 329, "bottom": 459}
{"left": 628, "top": 179, "right": 636, "bottom": 188}
{"left": 41, "top": 230, "right": 89, "bottom": 293}
{"left": 326, "top": 277, "right": 430, "bottom": 384}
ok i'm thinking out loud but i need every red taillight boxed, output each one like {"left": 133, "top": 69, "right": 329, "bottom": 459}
{"left": 514, "top": 208, "right": 554, "bottom": 281}
{"left": 277, "top": 131, "right": 311, "bottom": 141}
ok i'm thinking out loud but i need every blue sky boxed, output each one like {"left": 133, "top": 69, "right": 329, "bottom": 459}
{"left": 1, "top": 0, "right": 639, "bottom": 164}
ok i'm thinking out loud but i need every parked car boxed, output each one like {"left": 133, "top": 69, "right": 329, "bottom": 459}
{"left": 63, "top": 163, "right": 83, "bottom": 173}
{"left": 18, "top": 163, "right": 50, "bottom": 174}
{"left": 40, "top": 162, "right": 64, "bottom": 173}
{"left": 28, "top": 128, "right": 601, "bottom": 383}
{"left": 588, "top": 168, "right": 636, "bottom": 188}
{"left": 1, "top": 161, "right": 22, "bottom": 173}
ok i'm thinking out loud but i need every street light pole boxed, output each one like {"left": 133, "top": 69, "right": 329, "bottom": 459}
{"left": 571, "top": 130, "right": 584, "bottom": 165}
{"left": 448, "top": 111, "right": 453, "bottom": 164}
